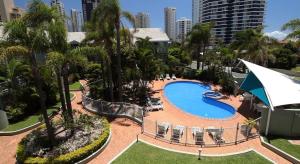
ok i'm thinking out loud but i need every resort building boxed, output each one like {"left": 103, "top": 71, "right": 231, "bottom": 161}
{"left": 82, "top": 0, "right": 101, "bottom": 23}
{"left": 70, "top": 9, "right": 80, "bottom": 32}
{"left": 175, "top": 17, "right": 192, "bottom": 43}
{"left": 0, "top": 0, "right": 23, "bottom": 22}
{"left": 194, "top": 0, "right": 266, "bottom": 44}
{"left": 135, "top": 12, "right": 150, "bottom": 28}
{"left": 192, "top": 0, "right": 203, "bottom": 25}
{"left": 164, "top": 7, "right": 176, "bottom": 41}
{"left": 50, "top": 0, "right": 65, "bottom": 16}
{"left": 130, "top": 28, "right": 170, "bottom": 60}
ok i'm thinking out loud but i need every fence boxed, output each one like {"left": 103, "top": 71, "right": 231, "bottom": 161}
{"left": 81, "top": 82, "right": 144, "bottom": 124}
{"left": 142, "top": 117, "right": 261, "bottom": 147}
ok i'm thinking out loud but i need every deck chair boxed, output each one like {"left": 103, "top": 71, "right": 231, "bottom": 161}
{"left": 192, "top": 127, "right": 204, "bottom": 145}
{"left": 207, "top": 127, "right": 225, "bottom": 144}
{"left": 166, "top": 74, "right": 171, "bottom": 80}
{"left": 160, "top": 74, "right": 164, "bottom": 80}
{"left": 157, "top": 122, "right": 170, "bottom": 137}
{"left": 172, "top": 74, "right": 177, "bottom": 80}
{"left": 171, "top": 125, "right": 185, "bottom": 142}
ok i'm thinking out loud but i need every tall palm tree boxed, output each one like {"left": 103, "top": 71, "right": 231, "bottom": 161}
{"left": 90, "top": 0, "right": 135, "bottom": 101}
{"left": 231, "top": 27, "right": 275, "bottom": 66}
{"left": 2, "top": 0, "right": 65, "bottom": 146}
{"left": 185, "top": 22, "right": 214, "bottom": 70}
{"left": 282, "top": 19, "right": 300, "bottom": 40}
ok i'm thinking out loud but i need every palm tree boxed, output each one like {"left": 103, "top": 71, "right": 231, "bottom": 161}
{"left": 2, "top": 0, "right": 65, "bottom": 146}
{"left": 282, "top": 19, "right": 300, "bottom": 39}
{"left": 90, "top": 0, "right": 135, "bottom": 101}
{"left": 185, "top": 22, "right": 214, "bottom": 70}
{"left": 231, "top": 27, "right": 275, "bottom": 66}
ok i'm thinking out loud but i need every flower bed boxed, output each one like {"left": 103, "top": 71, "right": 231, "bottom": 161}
{"left": 16, "top": 115, "right": 110, "bottom": 163}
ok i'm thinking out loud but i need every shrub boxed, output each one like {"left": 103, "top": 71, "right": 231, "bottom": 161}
{"left": 16, "top": 118, "right": 110, "bottom": 164}
{"left": 219, "top": 73, "right": 235, "bottom": 94}
{"left": 6, "top": 104, "right": 27, "bottom": 123}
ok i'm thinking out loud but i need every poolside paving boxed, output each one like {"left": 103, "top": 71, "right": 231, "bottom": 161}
{"left": 0, "top": 80, "right": 291, "bottom": 164}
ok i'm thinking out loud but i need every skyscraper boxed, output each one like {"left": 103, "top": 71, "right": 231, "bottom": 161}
{"left": 51, "top": 0, "right": 65, "bottom": 16}
{"left": 0, "top": 0, "right": 23, "bottom": 22}
{"left": 82, "top": 0, "right": 101, "bottom": 23}
{"left": 71, "top": 9, "right": 79, "bottom": 32}
{"left": 192, "top": 0, "right": 203, "bottom": 25}
{"left": 176, "top": 17, "right": 192, "bottom": 43}
{"left": 195, "top": 0, "right": 266, "bottom": 44}
{"left": 164, "top": 7, "right": 176, "bottom": 41}
{"left": 135, "top": 12, "right": 150, "bottom": 28}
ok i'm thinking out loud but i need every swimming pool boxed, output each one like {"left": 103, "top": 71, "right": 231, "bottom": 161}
{"left": 164, "top": 81, "right": 236, "bottom": 119}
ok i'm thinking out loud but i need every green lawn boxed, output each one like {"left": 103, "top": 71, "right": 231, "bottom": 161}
{"left": 69, "top": 81, "right": 82, "bottom": 90}
{"left": 269, "top": 138, "right": 300, "bottom": 160}
{"left": 112, "top": 142, "right": 271, "bottom": 164}
{"left": 1, "top": 92, "right": 75, "bottom": 132}
{"left": 291, "top": 67, "right": 300, "bottom": 73}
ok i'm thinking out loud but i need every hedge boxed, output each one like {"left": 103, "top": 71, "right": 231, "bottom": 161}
{"left": 16, "top": 118, "right": 110, "bottom": 164}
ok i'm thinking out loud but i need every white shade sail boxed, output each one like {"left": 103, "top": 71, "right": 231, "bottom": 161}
{"left": 241, "top": 60, "right": 300, "bottom": 108}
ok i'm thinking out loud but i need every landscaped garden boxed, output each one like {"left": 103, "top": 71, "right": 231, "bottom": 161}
{"left": 267, "top": 137, "right": 300, "bottom": 160}
{"left": 112, "top": 142, "right": 271, "bottom": 164}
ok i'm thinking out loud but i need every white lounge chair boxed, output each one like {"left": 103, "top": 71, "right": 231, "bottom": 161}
{"left": 192, "top": 127, "right": 204, "bottom": 145}
{"left": 171, "top": 125, "right": 185, "bottom": 142}
{"left": 160, "top": 74, "right": 164, "bottom": 80}
{"left": 166, "top": 74, "right": 171, "bottom": 80}
{"left": 172, "top": 74, "right": 176, "bottom": 80}
{"left": 157, "top": 122, "right": 170, "bottom": 137}
{"left": 206, "top": 127, "right": 225, "bottom": 144}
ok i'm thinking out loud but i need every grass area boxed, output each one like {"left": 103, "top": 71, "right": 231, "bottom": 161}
{"left": 112, "top": 142, "right": 271, "bottom": 164}
{"left": 69, "top": 81, "right": 82, "bottom": 90}
{"left": 1, "top": 92, "right": 75, "bottom": 132}
{"left": 269, "top": 138, "right": 300, "bottom": 160}
{"left": 291, "top": 67, "right": 300, "bottom": 73}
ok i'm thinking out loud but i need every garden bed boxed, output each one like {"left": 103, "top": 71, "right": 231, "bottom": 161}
{"left": 17, "top": 115, "right": 110, "bottom": 163}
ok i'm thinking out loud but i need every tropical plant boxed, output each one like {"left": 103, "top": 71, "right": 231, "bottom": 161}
{"left": 282, "top": 19, "right": 300, "bottom": 40}
{"left": 231, "top": 27, "right": 276, "bottom": 66}
{"left": 88, "top": 0, "right": 136, "bottom": 101}
{"left": 1, "top": 0, "right": 66, "bottom": 145}
{"left": 185, "top": 22, "right": 214, "bottom": 70}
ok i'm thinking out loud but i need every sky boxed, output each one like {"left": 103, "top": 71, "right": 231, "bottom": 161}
{"left": 14, "top": 0, "right": 300, "bottom": 40}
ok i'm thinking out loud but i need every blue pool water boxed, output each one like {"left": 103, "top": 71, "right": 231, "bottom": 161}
{"left": 164, "top": 81, "right": 236, "bottom": 119}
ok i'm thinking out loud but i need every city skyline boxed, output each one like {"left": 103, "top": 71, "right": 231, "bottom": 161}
{"left": 14, "top": 0, "right": 300, "bottom": 40}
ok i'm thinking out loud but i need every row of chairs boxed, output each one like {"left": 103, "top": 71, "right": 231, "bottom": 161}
{"left": 156, "top": 122, "right": 225, "bottom": 145}
{"left": 156, "top": 74, "right": 177, "bottom": 81}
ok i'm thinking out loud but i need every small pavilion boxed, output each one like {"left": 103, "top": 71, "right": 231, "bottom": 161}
{"left": 240, "top": 60, "right": 300, "bottom": 137}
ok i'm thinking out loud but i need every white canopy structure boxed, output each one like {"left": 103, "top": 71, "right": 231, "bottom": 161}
{"left": 241, "top": 60, "right": 300, "bottom": 108}
{"left": 240, "top": 60, "right": 300, "bottom": 135}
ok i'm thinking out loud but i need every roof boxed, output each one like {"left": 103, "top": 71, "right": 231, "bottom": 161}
{"left": 67, "top": 32, "right": 86, "bottom": 44}
{"left": 240, "top": 60, "right": 300, "bottom": 108}
{"left": 130, "top": 28, "right": 170, "bottom": 43}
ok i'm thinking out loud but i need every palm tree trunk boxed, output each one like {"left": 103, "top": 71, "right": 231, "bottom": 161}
{"left": 116, "top": 21, "right": 123, "bottom": 101}
{"left": 56, "top": 69, "right": 67, "bottom": 118}
{"left": 106, "top": 59, "right": 114, "bottom": 101}
{"left": 62, "top": 66, "right": 74, "bottom": 122}
{"left": 30, "top": 53, "right": 55, "bottom": 146}
{"left": 196, "top": 47, "right": 201, "bottom": 70}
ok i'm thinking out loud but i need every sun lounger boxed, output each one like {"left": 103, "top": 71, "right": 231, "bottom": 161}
{"left": 160, "top": 74, "right": 164, "bottom": 80}
{"left": 206, "top": 127, "right": 225, "bottom": 144}
{"left": 166, "top": 74, "right": 171, "bottom": 80}
{"left": 192, "top": 127, "right": 204, "bottom": 145}
{"left": 157, "top": 122, "right": 170, "bottom": 137}
{"left": 172, "top": 74, "right": 176, "bottom": 80}
{"left": 171, "top": 125, "right": 185, "bottom": 142}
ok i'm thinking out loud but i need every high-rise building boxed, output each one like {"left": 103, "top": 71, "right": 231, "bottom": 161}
{"left": 0, "top": 0, "right": 23, "bottom": 22}
{"left": 51, "top": 0, "right": 65, "bottom": 16}
{"left": 164, "top": 7, "right": 176, "bottom": 41}
{"left": 192, "top": 0, "right": 203, "bottom": 25}
{"left": 135, "top": 12, "right": 150, "bottom": 28}
{"left": 82, "top": 0, "right": 101, "bottom": 23}
{"left": 196, "top": 0, "right": 266, "bottom": 44}
{"left": 70, "top": 9, "right": 79, "bottom": 32}
{"left": 176, "top": 17, "right": 192, "bottom": 43}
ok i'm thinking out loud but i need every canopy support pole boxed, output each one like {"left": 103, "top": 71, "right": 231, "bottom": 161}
{"left": 265, "top": 107, "right": 272, "bottom": 136}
